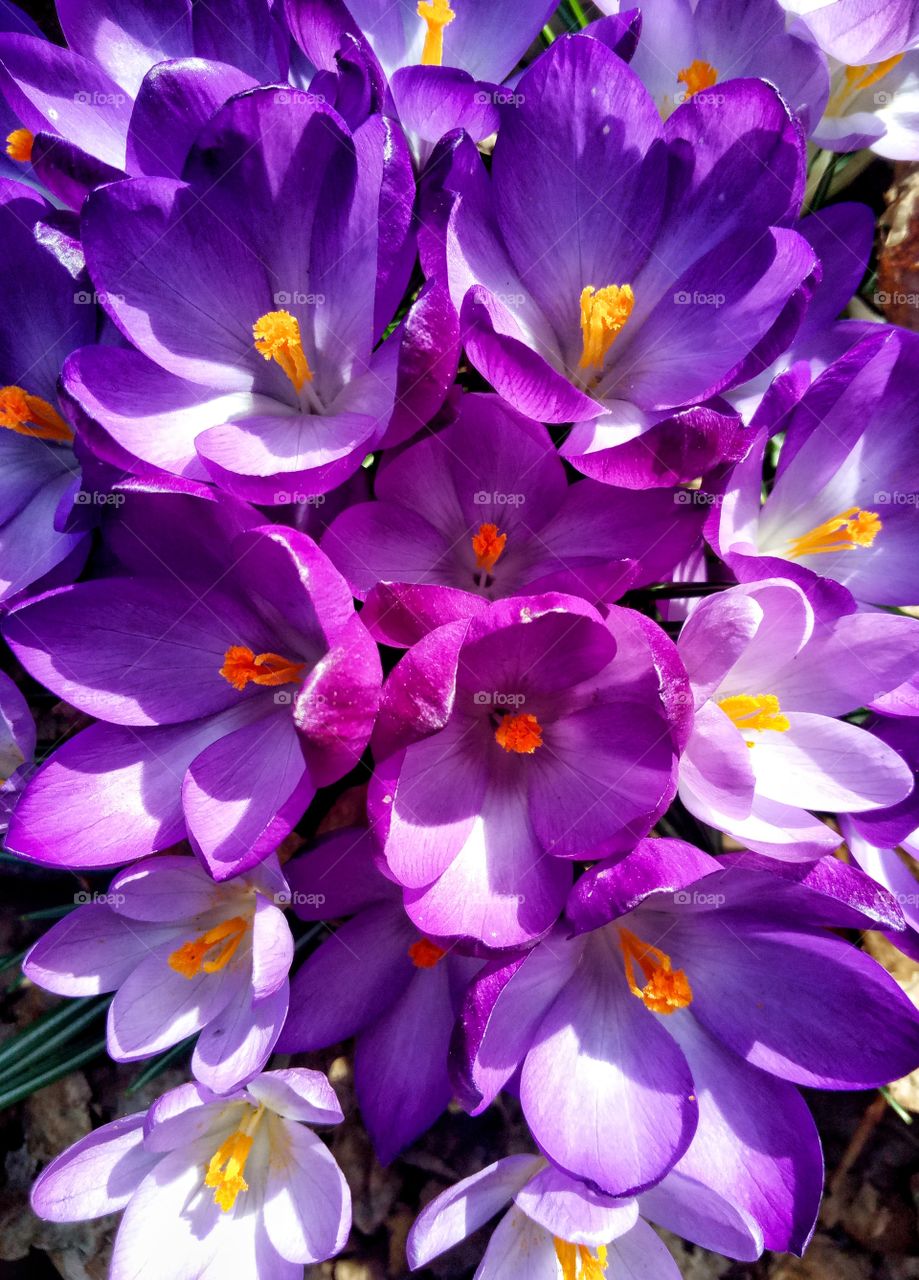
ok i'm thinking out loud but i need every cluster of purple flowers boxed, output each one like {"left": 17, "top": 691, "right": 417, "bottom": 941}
{"left": 3, "top": 0, "right": 919, "bottom": 1275}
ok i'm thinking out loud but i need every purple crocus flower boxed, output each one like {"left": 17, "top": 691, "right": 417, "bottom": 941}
{"left": 676, "top": 578, "right": 916, "bottom": 858}
{"left": 784, "top": 0, "right": 919, "bottom": 65}
{"left": 0, "top": 177, "right": 96, "bottom": 601}
{"left": 595, "top": 0, "right": 829, "bottom": 131}
{"left": 277, "top": 825, "right": 479, "bottom": 1163}
{"left": 0, "top": 0, "right": 285, "bottom": 205}
{"left": 408, "top": 1151, "right": 779, "bottom": 1278}
{"left": 24, "top": 852, "right": 293, "bottom": 1092}
{"left": 369, "top": 593, "right": 690, "bottom": 947}
{"left": 713, "top": 329, "right": 919, "bottom": 608}
{"left": 31, "top": 1068, "right": 351, "bottom": 1278}
{"left": 62, "top": 87, "right": 426, "bottom": 502}
{"left": 454, "top": 838, "right": 919, "bottom": 1218}
{"left": 323, "top": 391, "right": 706, "bottom": 646}
{"left": 440, "top": 35, "right": 818, "bottom": 485}
{"left": 3, "top": 492, "right": 381, "bottom": 878}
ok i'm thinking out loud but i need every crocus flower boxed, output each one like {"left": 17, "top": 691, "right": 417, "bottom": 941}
{"left": 323, "top": 391, "right": 706, "bottom": 646}
{"left": 454, "top": 838, "right": 918, "bottom": 1213}
{"left": 4, "top": 492, "right": 381, "bottom": 879}
{"left": 63, "top": 87, "right": 423, "bottom": 502}
{"left": 31, "top": 1068, "right": 351, "bottom": 1279}
{"left": 277, "top": 825, "right": 479, "bottom": 1163}
{"left": 812, "top": 47, "right": 919, "bottom": 158}
{"left": 714, "top": 328, "right": 919, "bottom": 608}
{"left": 676, "top": 578, "right": 917, "bottom": 858}
{"left": 24, "top": 852, "right": 293, "bottom": 1092}
{"left": 441, "top": 35, "right": 817, "bottom": 484}
{"left": 784, "top": 0, "right": 919, "bottom": 65}
{"left": 0, "top": 0, "right": 285, "bottom": 205}
{"left": 407, "top": 1151, "right": 780, "bottom": 1278}
{"left": 0, "top": 177, "right": 96, "bottom": 601}
{"left": 369, "top": 593, "right": 691, "bottom": 946}
{"left": 595, "top": 0, "right": 829, "bottom": 130}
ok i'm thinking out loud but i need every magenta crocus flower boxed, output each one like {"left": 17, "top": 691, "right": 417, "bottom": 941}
{"left": 62, "top": 87, "right": 428, "bottom": 503}
{"left": 277, "top": 825, "right": 479, "bottom": 1163}
{"left": 4, "top": 493, "right": 381, "bottom": 879}
{"left": 31, "top": 1069, "right": 351, "bottom": 1279}
{"left": 323, "top": 391, "right": 706, "bottom": 645}
{"left": 714, "top": 328, "right": 919, "bottom": 608}
{"left": 369, "top": 593, "right": 690, "bottom": 947}
{"left": 440, "top": 34, "right": 818, "bottom": 484}
{"left": 24, "top": 852, "right": 293, "bottom": 1092}
{"left": 676, "top": 578, "right": 916, "bottom": 858}
{"left": 455, "top": 839, "right": 919, "bottom": 1213}
{"left": 408, "top": 1151, "right": 779, "bottom": 1278}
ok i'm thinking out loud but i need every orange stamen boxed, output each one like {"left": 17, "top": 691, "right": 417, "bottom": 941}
{"left": 204, "top": 1104, "right": 265, "bottom": 1212}
{"left": 472, "top": 522, "right": 506, "bottom": 573}
{"left": 5, "top": 128, "right": 33, "bottom": 163}
{"left": 578, "top": 285, "right": 634, "bottom": 371}
{"left": 495, "top": 713, "right": 543, "bottom": 755}
{"left": 554, "top": 1238, "right": 609, "bottom": 1279}
{"left": 619, "top": 926, "right": 692, "bottom": 1014}
{"left": 409, "top": 938, "right": 448, "bottom": 968}
{"left": 677, "top": 59, "right": 718, "bottom": 99}
{"left": 0, "top": 385, "right": 73, "bottom": 443}
{"left": 418, "top": 0, "right": 455, "bottom": 66}
{"left": 252, "top": 309, "right": 312, "bottom": 392}
{"left": 219, "top": 645, "right": 305, "bottom": 691}
{"left": 787, "top": 507, "right": 881, "bottom": 559}
{"left": 168, "top": 916, "right": 248, "bottom": 978}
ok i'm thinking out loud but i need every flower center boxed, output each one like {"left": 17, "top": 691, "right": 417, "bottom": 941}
{"left": 418, "top": 0, "right": 455, "bottom": 66}
{"left": 472, "top": 522, "right": 506, "bottom": 573}
{"left": 554, "top": 1239, "right": 609, "bottom": 1279}
{"left": 253, "top": 309, "right": 312, "bottom": 392}
{"left": 578, "top": 285, "right": 634, "bottom": 371}
{"left": 717, "top": 693, "right": 789, "bottom": 749}
{"left": 828, "top": 55, "right": 903, "bottom": 114}
{"left": 408, "top": 938, "right": 448, "bottom": 968}
{"left": 5, "top": 128, "right": 33, "bottom": 163}
{"left": 495, "top": 712, "right": 543, "bottom": 754}
{"left": 168, "top": 916, "right": 248, "bottom": 978}
{"left": 205, "top": 1103, "right": 265, "bottom": 1212}
{"left": 219, "top": 645, "right": 305, "bottom": 692}
{"left": 0, "top": 386, "right": 73, "bottom": 443}
{"left": 619, "top": 927, "right": 692, "bottom": 1014}
{"left": 786, "top": 507, "right": 881, "bottom": 559}
{"left": 677, "top": 59, "right": 718, "bottom": 99}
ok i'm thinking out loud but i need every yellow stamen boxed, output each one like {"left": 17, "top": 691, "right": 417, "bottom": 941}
{"left": 418, "top": 0, "right": 455, "bottom": 66}
{"left": 786, "top": 507, "right": 881, "bottom": 559}
{"left": 495, "top": 712, "right": 543, "bottom": 755}
{"left": 219, "top": 645, "right": 305, "bottom": 691}
{"left": 553, "top": 1238, "right": 610, "bottom": 1279}
{"left": 0, "top": 385, "right": 73, "bottom": 443}
{"left": 828, "top": 54, "right": 904, "bottom": 114}
{"left": 677, "top": 59, "right": 718, "bottom": 99}
{"left": 408, "top": 938, "right": 448, "bottom": 968}
{"left": 619, "top": 927, "right": 692, "bottom": 1014}
{"left": 204, "top": 1104, "right": 265, "bottom": 1212}
{"left": 718, "top": 693, "right": 790, "bottom": 748}
{"left": 252, "top": 309, "right": 312, "bottom": 392}
{"left": 168, "top": 916, "right": 248, "bottom": 978}
{"left": 6, "top": 128, "right": 33, "bottom": 163}
{"left": 578, "top": 285, "right": 634, "bottom": 371}
{"left": 472, "top": 522, "right": 506, "bottom": 573}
